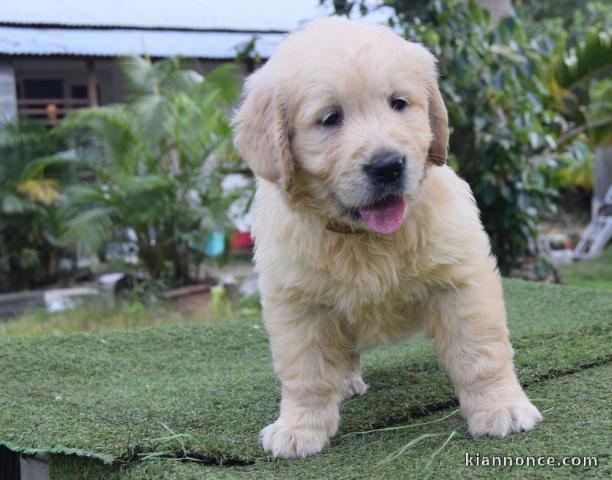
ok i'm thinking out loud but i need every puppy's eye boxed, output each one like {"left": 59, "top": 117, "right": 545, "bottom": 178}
{"left": 319, "top": 108, "right": 343, "bottom": 128}
{"left": 390, "top": 97, "right": 409, "bottom": 112}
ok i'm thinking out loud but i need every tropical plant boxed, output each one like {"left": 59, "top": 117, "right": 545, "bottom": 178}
{"left": 58, "top": 57, "right": 242, "bottom": 286}
{"left": 0, "top": 120, "right": 73, "bottom": 291}
{"left": 553, "top": 28, "right": 612, "bottom": 147}
{"left": 524, "top": 0, "right": 611, "bottom": 36}
{"left": 540, "top": 26, "right": 612, "bottom": 190}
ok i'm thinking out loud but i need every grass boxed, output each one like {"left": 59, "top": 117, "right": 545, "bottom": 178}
{"left": 0, "top": 279, "right": 610, "bottom": 479}
{"left": 559, "top": 246, "right": 612, "bottom": 289}
{"left": 0, "top": 302, "right": 189, "bottom": 337}
{"left": 0, "top": 294, "right": 258, "bottom": 338}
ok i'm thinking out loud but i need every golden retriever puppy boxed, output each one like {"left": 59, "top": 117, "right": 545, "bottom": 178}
{"left": 232, "top": 16, "right": 542, "bottom": 458}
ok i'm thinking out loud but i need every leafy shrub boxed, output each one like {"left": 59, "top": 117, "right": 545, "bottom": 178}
{"left": 545, "top": 38, "right": 611, "bottom": 190}
{"left": 553, "top": 28, "right": 612, "bottom": 147}
{"left": 0, "top": 121, "right": 73, "bottom": 291}
{"left": 58, "top": 57, "right": 242, "bottom": 286}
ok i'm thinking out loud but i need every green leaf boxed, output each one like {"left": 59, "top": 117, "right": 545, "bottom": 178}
{"left": 61, "top": 207, "right": 115, "bottom": 253}
{"left": 19, "top": 155, "right": 76, "bottom": 181}
{"left": 2, "top": 193, "right": 36, "bottom": 214}
{"left": 556, "top": 29, "right": 612, "bottom": 90}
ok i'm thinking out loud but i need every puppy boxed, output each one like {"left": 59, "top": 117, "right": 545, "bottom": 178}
{"left": 232, "top": 17, "right": 542, "bottom": 458}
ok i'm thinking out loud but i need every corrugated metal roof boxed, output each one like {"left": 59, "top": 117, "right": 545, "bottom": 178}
{"left": 0, "top": 26, "right": 285, "bottom": 58}
{"left": 0, "top": 1, "right": 393, "bottom": 58}
{"left": 0, "top": 0, "right": 333, "bottom": 32}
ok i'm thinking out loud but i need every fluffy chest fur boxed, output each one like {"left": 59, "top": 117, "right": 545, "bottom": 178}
{"left": 252, "top": 167, "right": 490, "bottom": 347}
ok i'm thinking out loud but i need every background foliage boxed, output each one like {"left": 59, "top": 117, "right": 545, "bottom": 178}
{"left": 326, "top": 0, "right": 612, "bottom": 272}
{"left": 0, "top": 121, "right": 72, "bottom": 291}
{"left": 59, "top": 57, "right": 241, "bottom": 286}
{"left": 1, "top": 1, "right": 610, "bottom": 290}
{"left": 0, "top": 58, "right": 241, "bottom": 291}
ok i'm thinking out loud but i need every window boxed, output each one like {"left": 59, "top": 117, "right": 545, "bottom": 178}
{"left": 70, "top": 85, "right": 87, "bottom": 99}
{"left": 22, "top": 79, "right": 63, "bottom": 99}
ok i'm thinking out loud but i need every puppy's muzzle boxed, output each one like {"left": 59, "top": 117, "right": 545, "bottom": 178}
{"left": 363, "top": 151, "right": 406, "bottom": 186}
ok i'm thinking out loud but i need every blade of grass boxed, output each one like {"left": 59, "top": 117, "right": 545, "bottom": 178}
{"left": 138, "top": 451, "right": 174, "bottom": 461}
{"left": 159, "top": 422, "right": 190, "bottom": 458}
{"left": 424, "top": 430, "right": 458, "bottom": 474}
{"left": 378, "top": 433, "right": 445, "bottom": 465}
{"left": 146, "top": 434, "right": 193, "bottom": 443}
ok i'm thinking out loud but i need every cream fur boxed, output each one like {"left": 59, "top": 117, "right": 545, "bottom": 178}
{"left": 233, "top": 17, "right": 542, "bottom": 458}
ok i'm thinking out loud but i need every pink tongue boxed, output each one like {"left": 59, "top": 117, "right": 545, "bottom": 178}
{"left": 358, "top": 196, "right": 406, "bottom": 234}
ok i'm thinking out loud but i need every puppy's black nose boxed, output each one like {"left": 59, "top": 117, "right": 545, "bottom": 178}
{"left": 364, "top": 151, "right": 405, "bottom": 184}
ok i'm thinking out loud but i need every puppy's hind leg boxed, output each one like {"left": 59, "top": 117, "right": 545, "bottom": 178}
{"left": 261, "top": 304, "right": 353, "bottom": 458}
{"left": 428, "top": 267, "right": 542, "bottom": 438}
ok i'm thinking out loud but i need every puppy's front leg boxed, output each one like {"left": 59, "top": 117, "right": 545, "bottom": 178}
{"left": 261, "top": 304, "right": 350, "bottom": 458}
{"left": 430, "top": 269, "right": 542, "bottom": 437}
{"left": 342, "top": 353, "right": 368, "bottom": 400}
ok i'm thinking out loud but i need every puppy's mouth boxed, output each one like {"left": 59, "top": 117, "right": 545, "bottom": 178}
{"left": 350, "top": 195, "right": 406, "bottom": 234}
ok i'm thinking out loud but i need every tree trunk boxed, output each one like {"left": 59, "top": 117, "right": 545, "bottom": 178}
{"left": 476, "top": 0, "right": 512, "bottom": 21}
{"left": 592, "top": 146, "right": 612, "bottom": 217}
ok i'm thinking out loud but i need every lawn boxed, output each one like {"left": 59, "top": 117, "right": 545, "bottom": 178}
{"left": 0, "top": 292, "right": 260, "bottom": 338}
{"left": 0, "top": 279, "right": 610, "bottom": 479}
{"left": 0, "top": 302, "right": 198, "bottom": 338}
{"left": 559, "top": 246, "right": 612, "bottom": 290}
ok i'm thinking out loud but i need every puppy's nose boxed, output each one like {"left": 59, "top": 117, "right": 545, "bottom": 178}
{"left": 364, "top": 151, "right": 405, "bottom": 184}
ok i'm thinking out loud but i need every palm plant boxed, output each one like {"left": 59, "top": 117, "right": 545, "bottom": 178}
{"left": 553, "top": 28, "right": 612, "bottom": 147}
{"left": 59, "top": 57, "right": 241, "bottom": 285}
{"left": 0, "top": 121, "right": 73, "bottom": 291}
{"left": 544, "top": 27, "right": 612, "bottom": 191}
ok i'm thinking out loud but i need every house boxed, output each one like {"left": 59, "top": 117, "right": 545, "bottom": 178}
{"left": 0, "top": 0, "right": 374, "bottom": 125}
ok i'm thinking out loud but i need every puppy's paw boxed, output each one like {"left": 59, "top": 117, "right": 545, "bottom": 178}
{"left": 342, "top": 374, "right": 368, "bottom": 400}
{"left": 467, "top": 398, "right": 543, "bottom": 438}
{"left": 260, "top": 421, "right": 330, "bottom": 458}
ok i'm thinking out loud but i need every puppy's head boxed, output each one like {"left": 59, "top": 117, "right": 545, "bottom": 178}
{"left": 233, "top": 17, "right": 448, "bottom": 234}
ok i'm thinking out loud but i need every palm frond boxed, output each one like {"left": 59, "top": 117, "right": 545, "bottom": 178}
{"left": 556, "top": 29, "right": 612, "bottom": 90}
{"left": 162, "top": 67, "right": 203, "bottom": 95}
{"left": 550, "top": 28, "right": 612, "bottom": 147}
{"left": 17, "top": 179, "right": 60, "bottom": 205}
{"left": 202, "top": 64, "right": 240, "bottom": 103}
{"left": 117, "top": 56, "right": 155, "bottom": 95}
{"left": 114, "top": 174, "right": 174, "bottom": 195}
{"left": 60, "top": 106, "right": 151, "bottom": 173}
{"left": 0, "top": 120, "right": 47, "bottom": 150}
{"left": 131, "top": 93, "right": 169, "bottom": 145}
{"left": 61, "top": 207, "right": 115, "bottom": 253}
{"left": 19, "top": 154, "right": 76, "bottom": 181}
{"left": 1, "top": 193, "right": 38, "bottom": 214}
{"left": 153, "top": 57, "right": 200, "bottom": 94}
{"left": 62, "top": 183, "right": 108, "bottom": 205}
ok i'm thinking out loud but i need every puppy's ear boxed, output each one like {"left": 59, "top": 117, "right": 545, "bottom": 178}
{"left": 232, "top": 72, "right": 293, "bottom": 189}
{"left": 427, "top": 81, "right": 449, "bottom": 166}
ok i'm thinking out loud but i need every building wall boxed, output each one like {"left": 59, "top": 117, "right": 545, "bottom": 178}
{"left": 13, "top": 58, "right": 127, "bottom": 105}
{"left": 0, "top": 57, "right": 17, "bottom": 124}
{"left": 11, "top": 57, "right": 247, "bottom": 115}
{"left": 0, "top": 56, "right": 249, "bottom": 126}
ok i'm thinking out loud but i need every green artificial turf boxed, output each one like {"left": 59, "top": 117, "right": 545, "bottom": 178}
{"left": 50, "top": 364, "right": 611, "bottom": 479}
{"left": 1, "top": 279, "right": 610, "bottom": 479}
